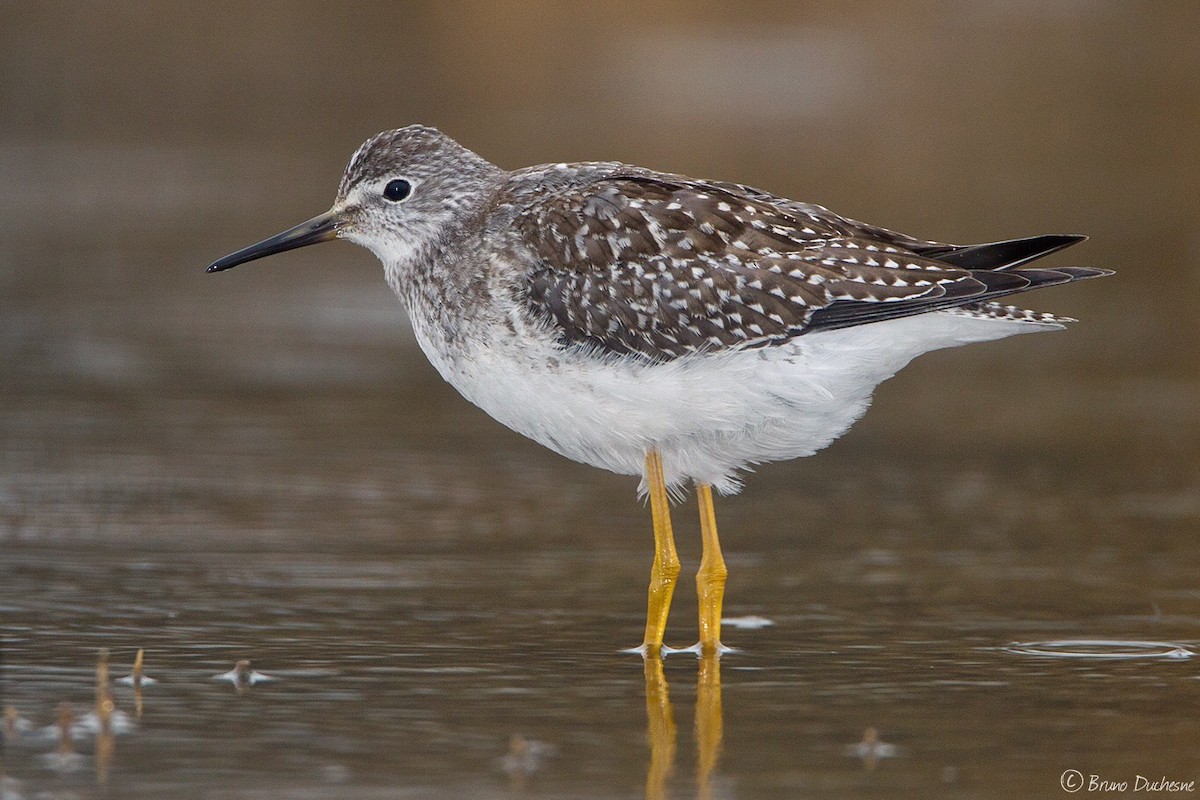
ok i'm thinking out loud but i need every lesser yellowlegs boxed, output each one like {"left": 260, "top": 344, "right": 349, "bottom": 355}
{"left": 208, "top": 125, "right": 1111, "bottom": 655}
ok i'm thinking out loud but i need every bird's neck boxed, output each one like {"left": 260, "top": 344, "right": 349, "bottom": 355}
{"left": 384, "top": 223, "right": 499, "bottom": 343}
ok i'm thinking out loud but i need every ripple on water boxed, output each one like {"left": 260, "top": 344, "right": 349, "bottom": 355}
{"left": 1002, "top": 639, "right": 1195, "bottom": 660}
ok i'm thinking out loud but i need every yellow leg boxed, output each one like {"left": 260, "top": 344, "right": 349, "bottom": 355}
{"left": 642, "top": 450, "right": 681, "bottom": 654}
{"left": 695, "top": 484, "right": 728, "bottom": 654}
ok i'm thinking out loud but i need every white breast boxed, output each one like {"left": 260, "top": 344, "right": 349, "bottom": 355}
{"left": 406, "top": 297, "right": 1055, "bottom": 495}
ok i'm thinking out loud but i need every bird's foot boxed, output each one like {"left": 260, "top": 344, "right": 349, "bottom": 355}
{"left": 676, "top": 641, "right": 736, "bottom": 657}
{"left": 622, "top": 642, "right": 693, "bottom": 658}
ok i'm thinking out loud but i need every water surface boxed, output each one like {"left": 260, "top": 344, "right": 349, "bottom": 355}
{"left": 3, "top": 3, "right": 1199, "bottom": 798}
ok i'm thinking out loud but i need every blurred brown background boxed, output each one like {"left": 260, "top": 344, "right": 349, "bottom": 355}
{"left": 1, "top": 1, "right": 1197, "bottom": 490}
{"left": 5, "top": 3, "right": 1197, "bottom": 331}
{"left": 2, "top": 6, "right": 1199, "bottom": 797}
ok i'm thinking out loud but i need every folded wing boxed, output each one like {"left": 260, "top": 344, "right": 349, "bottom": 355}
{"left": 520, "top": 173, "right": 1107, "bottom": 360}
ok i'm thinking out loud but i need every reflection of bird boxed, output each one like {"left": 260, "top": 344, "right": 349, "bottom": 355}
{"left": 3, "top": 705, "right": 33, "bottom": 740}
{"left": 40, "top": 702, "right": 87, "bottom": 773}
{"left": 117, "top": 648, "right": 157, "bottom": 687}
{"left": 209, "top": 126, "right": 1110, "bottom": 653}
{"left": 214, "top": 659, "right": 273, "bottom": 691}
{"left": 846, "top": 727, "right": 899, "bottom": 771}
{"left": 500, "top": 734, "right": 556, "bottom": 790}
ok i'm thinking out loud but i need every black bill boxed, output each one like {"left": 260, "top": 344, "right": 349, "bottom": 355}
{"left": 206, "top": 210, "right": 341, "bottom": 273}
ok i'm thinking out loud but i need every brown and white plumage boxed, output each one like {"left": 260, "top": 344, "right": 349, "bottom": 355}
{"left": 211, "top": 125, "right": 1111, "bottom": 493}
{"left": 514, "top": 168, "right": 1105, "bottom": 360}
{"left": 208, "top": 125, "right": 1113, "bottom": 652}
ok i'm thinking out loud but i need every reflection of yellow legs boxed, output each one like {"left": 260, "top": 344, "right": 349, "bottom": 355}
{"left": 642, "top": 652, "right": 724, "bottom": 800}
{"left": 695, "top": 651, "right": 723, "bottom": 800}
{"left": 643, "top": 655, "right": 676, "bottom": 800}
{"left": 642, "top": 450, "right": 680, "bottom": 654}
{"left": 695, "top": 484, "right": 728, "bottom": 654}
{"left": 94, "top": 649, "right": 115, "bottom": 786}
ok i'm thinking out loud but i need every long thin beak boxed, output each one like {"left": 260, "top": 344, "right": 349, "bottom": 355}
{"left": 206, "top": 210, "right": 342, "bottom": 273}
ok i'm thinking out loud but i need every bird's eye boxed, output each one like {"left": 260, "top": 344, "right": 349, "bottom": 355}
{"left": 383, "top": 179, "right": 412, "bottom": 202}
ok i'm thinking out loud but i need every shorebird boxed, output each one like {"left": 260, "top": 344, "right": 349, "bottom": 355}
{"left": 208, "top": 125, "right": 1110, "bottom": 655}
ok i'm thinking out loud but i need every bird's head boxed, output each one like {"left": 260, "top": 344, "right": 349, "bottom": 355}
{"left": 207, "top": 125, "right": 501, "bottom": 274}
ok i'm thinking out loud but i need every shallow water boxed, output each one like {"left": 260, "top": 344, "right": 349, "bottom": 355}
{"left": 4, "top": 3, "right": 1200, "bottom": 798}
{"left": 4, "top": 329, "right": 1198, "bottom": 797}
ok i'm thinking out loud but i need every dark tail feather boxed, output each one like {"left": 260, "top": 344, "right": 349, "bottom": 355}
{"left": 805, "top": 264, "right": 1111, "bottom": 333}
{"left": 1047, "top": 266, "right": 1114, "bottom": 281}
{"left": 930, "top": 234, "right": 1087, "bottom": 271}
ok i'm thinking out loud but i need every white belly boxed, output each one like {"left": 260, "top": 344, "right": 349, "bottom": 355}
{"left": 410, "top": 308, "right": 1056, "bottom": 495}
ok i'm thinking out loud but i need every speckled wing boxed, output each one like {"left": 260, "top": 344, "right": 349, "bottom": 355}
{"left": 520, "top": 174, "right": 1091, "bottom": 360}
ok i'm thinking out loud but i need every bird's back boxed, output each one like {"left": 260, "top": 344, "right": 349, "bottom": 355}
{"left": 490, "top": 162, "right": 1109, "bottom": 363}
{"left": 424, "top": 161, "right": 1105, "bottom": 492}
